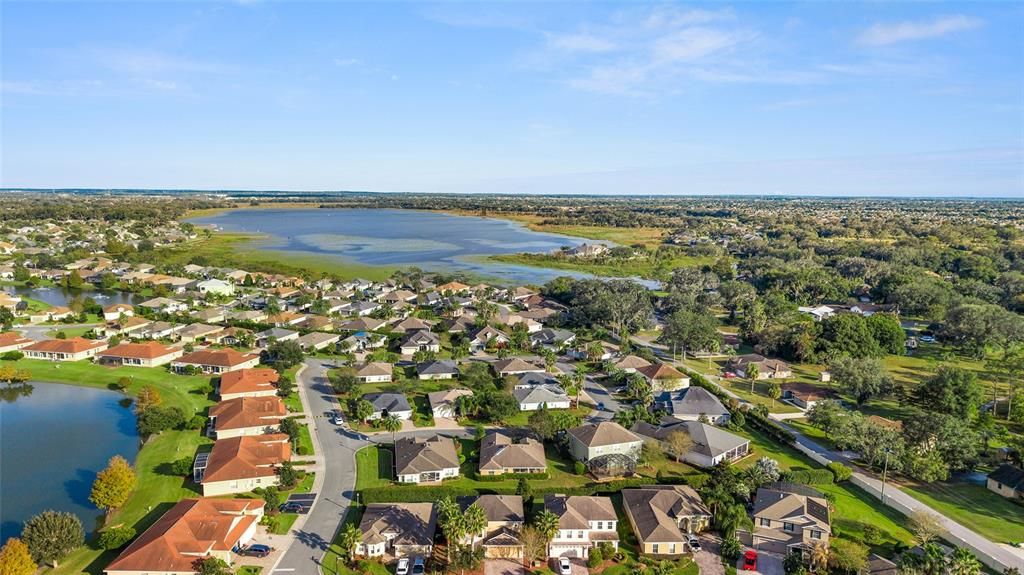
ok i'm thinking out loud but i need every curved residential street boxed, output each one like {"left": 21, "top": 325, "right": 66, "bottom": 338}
{"left": 271, "top": 359, "right": 369, "bottom": 575}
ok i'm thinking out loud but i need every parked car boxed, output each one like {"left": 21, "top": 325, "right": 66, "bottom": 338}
{"left": 722, "top": 371, "right": 737, "bottom": 379}
{"left": 742, "top": 550, "right": 757, "bottom": 571}
{"left": 412, "top": 557, "right": 425, "bottom": 575}
{"left": 239, "top": 544, "right": 273, "bottom": 558}
{"left": 558, "top": 557, "right": 572, "bottom": 575}
{"left": 279, "top": 502, "right": 308, "bottom": 514}
{"left": 688, "top": 536, "right": 701, "bottom": 552}
{"left": 396, "top": 558, "right": 410, "bottom": 575}
{"left": 597, "top": 402, "right": 606, "bottom": 411}
{"left": 332, "top": 411, "right": 345, "bottom": 425}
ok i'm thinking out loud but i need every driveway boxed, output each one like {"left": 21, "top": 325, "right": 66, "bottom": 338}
{"left": 549, "top": 557, "right": 588, "bottom": 575}
{"left": 486, "top": 559, "right": 525, "bottom": 575}
{"left": 738, "top": 550, "right": 783, "bottom": 575}
{"left": 693, "top": 534, "right": 724, "bottom": 575}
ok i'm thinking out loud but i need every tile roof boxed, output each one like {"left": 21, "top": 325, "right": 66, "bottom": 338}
{"left": 209, "top": 397, "right": 287, "bottom": 431}
{"left": 202, "top": 434, "right": 291, "bottom": 483}
{"left": 99, "top": 341, "right": 180, "bottom": 360}
{"left": 219, "top": 368, "right": 280, "bottom": 396}
{"left": 24, "top": 337, "right": 106, "bottom": 354}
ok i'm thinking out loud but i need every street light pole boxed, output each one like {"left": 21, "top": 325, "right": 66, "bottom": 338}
{"left": 879, "top": 448, "right": 891, "bottom": 504}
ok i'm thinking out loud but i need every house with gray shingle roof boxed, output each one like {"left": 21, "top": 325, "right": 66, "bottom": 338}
{"left": 513, "top": 385, "right": 570, "bottom": 411}
{"left": 622, "top": 485, "right": 711, "bottom": 555}
{"left": 355, "top": 502, "right": 437, "bottom": 558}
{"left": 655, "top": 387, "right": 730, "bottom": 425}
{"left": 631, "top": 417, "right": 749, "bottom": 468}
{"left": 394, "top": 435, "right": 460, "bottom": 484}
{"left": 363, "top": 392, "right": 413, "bottom": 420}
{"left": 479, "top": 431, "right": 547, "bottom": 476}
{"left": 988, "top": 464, "right": 1024, "bottom": 499}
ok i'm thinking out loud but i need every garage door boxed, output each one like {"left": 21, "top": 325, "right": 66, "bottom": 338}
{"left": 550, "top": 546, "right": 582, "bottom": 558}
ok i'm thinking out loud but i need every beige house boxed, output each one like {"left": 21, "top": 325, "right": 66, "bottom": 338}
{"left": 104, "top": 498, "right": 263, "bottom": 575}
{"left": 208, "top": 396, "right": 287, "bottom": 439}
{"left": 566, "top": 421, "right": 644, "bottom": 464}
{"left": 749, "top": 484, "right": 831, "bottom": 555}
{"left": 0, "top": 331, "right": 33, "bottom": 353}
{"left": 22, "top": 337, "right": 108, "bottom": 362}
{"left": 199, "top": 434, "right": 291, "bottom": 496}
{"left": 428, "top": 388, "right": 473, "bottom": 418}
{"left": 622, "top": 485, "right": 711, "bottom": 555}
{"left": 172, "top": 348, "right": 261, "bottom": 374}
{"left": 987, "top": 465, "right": 1024, "bottom": 499}
{"left": 459, "top": 495, "right": 525, "bottom": 558}
{"left": 218, "top": 368, "right": 280, "bottom": 400}
{"left": 356, "top": 362, "right": 393, "bottom": 383}
{"left": 726, "top": 354, "right": 792, "bottom": 380}
{"left": 97, "top": 341, "right": 183, "bottom": 368}
{"left": 545, "top": 495, "right": 620, "bottom": 558}
{"left": 637, "top": 363, "right": 690, "bottom": 391}
{"left": 102, "top": 303, "right": 135, "bottom": 322}
{"left": 394, "top": 435, "right": 460, "bottom": 484}
{"left": 479, "top": 431, "right": 547, "bottom": 476}
{"left": 356, "top": 503, "right": 437, "bottom": 559}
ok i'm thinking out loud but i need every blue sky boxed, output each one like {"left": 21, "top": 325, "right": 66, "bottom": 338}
{"left": 2, "top": 1, "right": 1022, "bottom": 197}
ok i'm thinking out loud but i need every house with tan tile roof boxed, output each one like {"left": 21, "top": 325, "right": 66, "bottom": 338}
{"left": 172, "top": 348, "right": 261, "bottom": 374}
{"left": 199, "top": 434, "right": 291, "bottom": 496}
{"left": 97, "top": 341, "right": 184, "bottom": 368}
{"left": 102, "top": 303, "right": 135, "bottom": 322}
{"left": 492, "top": 357, "right": 545, "bottom": 377}
{"left": 208, "top": 396, "right": 287, "bottom": 439}
{"left": 104, "top": 498, "right": 263, "bottom": 575}
{"left": 23, "top": 337, "right": 108, "bottom": 362}
{"left": 218, "top": 368, "right": 280, "bottom": 400}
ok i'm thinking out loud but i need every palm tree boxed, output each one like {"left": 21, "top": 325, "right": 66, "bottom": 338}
{"left": 381, "top": 414, "right": 402, "bottom": 443}
{"left": 747, "top": 364, "right": 760, "bottom": 394}
{"left": 533, "top": 510, "right": 560, "bottom": 557}
{"left": 463, "top": 503, "right": 488, "bottom": 548}
{"left": 807, "top": 541, "right": 828, "bottom": 573}
{"left": 714, "top": 502, "right": 751, "bottom": 539}
{"left": 437, "top": 497, "right": 465, "bottom": 562}
{"left": 947, "top": 548, "right": 982, "bottom": 575}
{"left": 338, "top": 523, "right": 361, "bottom": 566}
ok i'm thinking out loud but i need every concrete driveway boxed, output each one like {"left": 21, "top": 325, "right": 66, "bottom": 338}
{"left": 485, "top": 559, "right": 525, "bottom": 575}
{"left": 737, "top": 550, "right": 784, "bottom": 575}
{"left": 693, "top": 534, "right": 724, "bottom": 575}
{"left": 549, "top": 557, "right": 588, "bottom": 575}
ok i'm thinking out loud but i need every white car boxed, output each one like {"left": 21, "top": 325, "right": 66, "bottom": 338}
{"left": 332, "top": 411, "right": 345, "bottom": 425}
{"left": 558, "top": 557, "right": 572, "bottom": 575}
{"left": 396, "top": 558, "right": 409, "bottom": 575}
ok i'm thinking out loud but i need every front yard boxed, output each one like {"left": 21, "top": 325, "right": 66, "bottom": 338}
{"left": 903, "top": 480, "right": 1024, "bottom": 544}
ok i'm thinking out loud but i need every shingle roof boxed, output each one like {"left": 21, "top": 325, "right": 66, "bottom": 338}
{"left": 356, "top": 362, "right": 393, "bottom": 377}
{"left": 513, "top": 385, "right": 569, "bottom": 406}
{"left": 458, "top": 494, "right": 524, "bottom": 523}
{"left": 417, "top": 360, "right": 458, "bottom": 375}
{"left": 631, "top": 418, "right": 748, "bottom": 458}
{"left": 753, "top": 483, "right": 831, "bottom": 532}
{"left": 567, "top": 421, "right": 642, "bottom": 448}
{"left": 479, "top": 431, "right": 547, "bottom": 471}
{"left": 359, "top": 503, "right": 437, "bottom": 546}
{"left": 544, "top": 495, "right": 616, "bottom": 529}
{"left": 622, "top": 485, "right": 710, "bottom": 544}
{"left": 989, "top": 464, "right": 1024, "bottom": 490}
{"left": 364, "top": 392, "right": 412, "bottom": 413}
{"left": 656, "top": 387, "right": 729, "bottom": 418}
{"left": 394, "top": 435, "right": 460, "bottom": 475}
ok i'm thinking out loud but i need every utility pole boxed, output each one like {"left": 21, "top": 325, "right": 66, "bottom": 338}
{"left": 879, "top": 448, "right": 892, "bottom": 504}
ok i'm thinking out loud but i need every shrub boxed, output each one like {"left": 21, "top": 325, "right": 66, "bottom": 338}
{"left": 720, "top": 537, "right": 742, "bottom": 563}
{"left": 297, "top": 445, "right": 311, "bottom": 456}
{"left": 187, "top": 415, "right": 207, "bottom": 430}
{"left": 780, "top": 469, "right": 833, "bottom": 485}
{"left": 0, "top": 351, "right": 24, "bottom": 361}
{"left": 861, "top": 523, "right": 883, "bottom": 546}
{"left": 725, "top": 567, "right": 737, "bottom": 575}
{"left": 574, "top": 461, "right": 586, "bottom": 475}
{"left": 827, "top": 462, "right": 853, "bottom": 482}
{"left": 587, "top": 548, "right": 603, "bottom": 568}
{"left": 96, "top": 526, "right": 136, "bottom": 550}
{"left": 170, "top": 457, "right": 194, "bottom": 476}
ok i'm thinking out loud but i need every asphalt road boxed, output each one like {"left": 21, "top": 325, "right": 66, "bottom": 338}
{"left": 273, "top": 359, "right": 369, "bottom": 575}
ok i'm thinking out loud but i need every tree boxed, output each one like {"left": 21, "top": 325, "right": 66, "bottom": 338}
{"left": 192, "top": 556, "right": 233, "bottom": 575}
{"left": 279, "top": 417, "right": 302, "bottom": 447}
{"left": 519, "top": 526, "right": 547, "bottom": 567}
{"left": 20, "top": 510, "right": 84, "bottom": 567}
{"left": 134, "top": 385, "right": 162, "bottom": 413}
{"left": 328, "top": 367, "right": 359, "bottom": 395}
{"left": 463, "top": 503, "right": 487, "bottom": 546}
{"left": 747, "top": 363, "right": 760, "bottom": 394}
{"left": 0, "top": 538, "right": 36, "bottom": 575}
{"left": 914, "top": 366, "right": 983, "bottom": 421}
{"left": 449, "top": 543, "right": 484, "bottom": 575}
{"left": 278, "top": 461, "right": 299, "bottom": 488}
{"left": 381, "top": 414, "right": 402, "bottom": 443}
{"left": 767, "top": 382, "right": 781, "bottom": 408}
{"left": 626, "top": 373, "right": 653, "bottom": 407}
{"left": 528, "top": 407, "right": 556, "bottom": 440}
{"left": 337, "top": 523, "right": 361, "bottom": 565}
{"left": 660, "top": 309, "right": 722, "bottom": 359}
{"left": 947, "top": 547, "right": 982, "bottom": 575}
{"left": 96, "top": 526, "right": 136, "bottom": 550}
{"left": 747, "top": 457, "right": 781, "bottom": 486}
{"left": 908, "top": 510, "right": 943, "bottom": 546}
{"left": 262, "top": 340, "right": 304, "bottom": 369}
{"left": 665, "top": 431, "right": 694, "bottom": 463}
{"left": 516, "top": 477, "right": 533, "bottom": 499}
{"left": 437, "top": 496, "right": 465, "bottom": 562}
{"left": 136, "top": 406, "right": 187, "bottom": 435}
{"left": 90, "top": 455, "right": 137, "bottom": 515}
{"left": 714, "top": 502, "right": 751, "bottom": 539}
{"left": 818, "top": 314, "right": 881, "bottom": 359}
{"left": 533, "top": 510, "right": 560, "bottom": 549}
{"left": 827, "top": 539, "right": 868, "bottom": 575}
{"left": 829, "top": 355, "right": 893, "bottom": 405}
{"left": 866, "top": 313, "right": 906, "bottom": 355}
{"left": 352, "top": 399, "right": 374, "bottom": 423}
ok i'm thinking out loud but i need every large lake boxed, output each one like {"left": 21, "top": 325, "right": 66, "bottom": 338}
{"left": 0, "top": 382, "right": 139, "bottom": 543}
{"left": 190, "top": 208, "right": 611, "bottom": 284}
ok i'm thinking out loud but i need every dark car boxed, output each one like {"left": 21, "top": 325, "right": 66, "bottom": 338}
{"left": 239, "top": 544, "right": 274, "bottom": 558}
{"left": 279, "top": 502, "right": 309, "bottom": 514}
{"left": 597, "top": 402, "right": 606, "bottom": 411}
{"left": 742, "top": 550, "right": 757, "bottom": 571}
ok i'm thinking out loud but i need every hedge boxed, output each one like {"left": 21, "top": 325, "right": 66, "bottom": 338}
{"left": 476, "top": 472, "right": 550, "bottom": 482}
{"left": 744, "top": 409, "right": 795, "bottom": 444}
{"left": 359, "top": 476, "right": 670, "bottom": 503}
{"left": 780, "top": 469, "right": 834, "bottom": 485}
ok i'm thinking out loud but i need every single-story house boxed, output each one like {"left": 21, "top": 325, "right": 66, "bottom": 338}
{"left": 529, "top": 328, "right": 576, "bottom": 350}
{"left": 479, "top": 431, "right": 547, "bottom": 476}
{"left": 356, "top": 362, "right": 394, "bottom": 384}
{"left": 417, "top": 359, "right": 458, "bottom": 380}
{"left": 614, "top": 355, "right": 652, "bottom": 373}
{"left": 0, "top": 331, "right": 34, "bottom": 353}
{"left": 104, "top": 498, "right": 264, "bottom": 575}
{"left": 218, "top": 368, "right": 280, "bottom": 400}
{"left": 196, "top": 278, "right": 236, "bottom": 296}
{"left": 22, "top": 337, "right": 108, "bottom": 362}
{"left": 176, "top": 323, "right": 224, "bottom": 343}
{"left": 355, "top": 503, "right": 437, "bottom": 558}
{"left": 295, "top": 331, "right": 340, "bottom": 352}
{"left": 97, "top": 341, "right": 184, "bottom": 368}
{"left": 655, "top": 387, "right": 730, "bottom": 425}
{"left": 256, "top": 327, "right": 299, "bottom": 348}
{"left": 363, "top": 392, "right": 414, "bottom": 420}
{"left": 492, "top": 357, "right": 545, "bottom": 377}
{"left": 726, "top": 354, "right": 792, "bottom": 380}
{"left": 427, "top": 388, "right": 473, "bottom": 418}
{"left": 394, "top": 435, "right": 460, "bottom": 484}
{"left": 199, "top": 434, "right": 290, "bottom": 496}
{"left": 172, "top": 349, "right": 261, "bottom": 374}
{"left": 102, "top": 303, "right": 135, "bottom": 322}
{"left": 781, "top": 382, "right": 838, "bottom": 410}
{"left": 208, "top": 396, "right": 287, "bottom": 439}
{"left": 567, "top": 421, "right": 644, "bottom": 464}
{"left": 468, "top": 325, "right": 510, "bottom": 352}
{"left": 632, "top": 418, "right": 750, "bottom": 468}
{"left": 513, "top": 385, "right": 570, "bottom": 411}
{"left": 987, "top": 464, "right": 1024, "bottom": 500}
{"left": 398, "top": 329, "right": 441, "bottom": 355}
{"left": 637, "top": 363, "right": 690, "bottom": 391}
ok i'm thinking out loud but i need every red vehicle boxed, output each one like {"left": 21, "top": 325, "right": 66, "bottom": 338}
{"left": 723, "top": 371, "right": 738, "bottom": 379}
{"left": 742, "top": 550, "right": 757, "bottom": 571}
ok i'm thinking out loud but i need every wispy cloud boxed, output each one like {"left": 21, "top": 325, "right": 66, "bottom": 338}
{"left": 857, "top": 15, "right": 982, "bottom": 46}
{"left": 547, "top": 33, "right": 617, "bottom": 54}
{"left": 333, "top": 58, "right": 361, "bottom": 67}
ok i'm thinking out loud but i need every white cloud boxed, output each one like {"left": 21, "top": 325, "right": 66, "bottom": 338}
{"left": 642, "top": 7, "right": 735, "bottom": 29}
{"left": 857, "top": 15, "right": 982, "bottom": 46}
{"left": 333, "top": 58, "right": 361, "bottom": 67}
{"left": 652, "top": 27, "right": 750, "bottom": 63}
{"left": 547, "top": 33, "right": 617, "bottom": 53}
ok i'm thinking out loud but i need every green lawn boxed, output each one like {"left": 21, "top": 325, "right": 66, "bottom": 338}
{"left": 237, "top": 567, "right": 263, "bottom": 575}
{"left": 904, "top": 481, "right": 1024, "bottom": 544}
{"left": 597, "top": 558, "right": 698, "bottom": 575}
{"left": 46, "top": 326, "right": 94, "bottom": 338}
{"left": 501, "top": 405, "right": 593, "bottom": 427}
{"left": 283, "top": 392, "right": 304, "bottom": 413}
{"left": 715, "top": 378, "right": 801, "bottom": 414}
{"left": 297, "top": 423, "right": 315, "bottom": 455}
{"left": 356, "top": 446, "right": 395, "bottom": 490}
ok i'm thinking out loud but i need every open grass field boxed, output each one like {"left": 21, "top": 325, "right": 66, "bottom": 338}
{"left": 903, "top": 480, "right": 1024, "bottom": 544}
